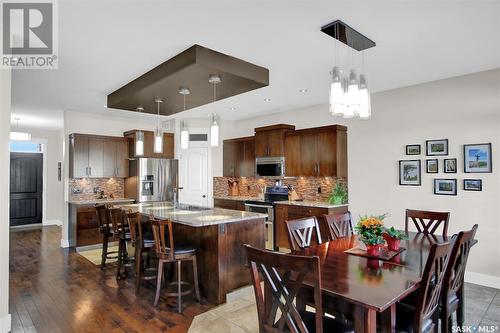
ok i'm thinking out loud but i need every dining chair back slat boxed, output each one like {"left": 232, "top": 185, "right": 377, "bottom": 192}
{"left": 150, "top": 217, "right": 175, "bottom": 262}
{"left": 245, "top": 245, "right": 323, "bottom": 333}
{"left": 318, "top": 212, "right": 353, "bottom": 240}
{"left": 285, "top": 217, "right": 323, "bottom": 251}
{"left": 405, "top": 209, "right": 450, "bottom": 237}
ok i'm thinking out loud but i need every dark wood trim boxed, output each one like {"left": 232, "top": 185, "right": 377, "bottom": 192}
{"left": 223, "top": 136, "right": 255, "bottom": 143}
{"left": 254, "top": 124, "right": 295, "bottom": 132}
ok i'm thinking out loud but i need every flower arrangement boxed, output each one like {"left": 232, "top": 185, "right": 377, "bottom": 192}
{"left": 383, "top": 226, "right": 409, "bottom": 251}
{"left": 355, "top": 213, "right": 388, "bottom": 256}
{"left": 329, "top": 182, "right": 347, "bottom": 205}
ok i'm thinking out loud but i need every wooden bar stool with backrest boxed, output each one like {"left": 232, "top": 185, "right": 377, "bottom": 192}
{"left": 441, "top": 224, "right": 478, "bottom": 332}
{"left": 150, "top": 217, "right": 200, "bottom": 313}
{"left": 406, "top": 209, "right": 450, "bottom": 237}
{"left": 95, "top": 204, "right": 118, "bottom": 269}
{"left": 108, "top": 207, "right": 134, "bottom": 280}
{"left": 396, "top": 237, "right": 456, "bottom": 333}
{"left": 318, "top": 212, "right": 354, "bottom": 241}
{"left": 285, "top": 217, "right": 323, "bottom": 252}
{"left": 128, "top": 212, "right": 157, "bottom": 294}
{"left": 244, "top": 245, "right": 354, "bottom": 333}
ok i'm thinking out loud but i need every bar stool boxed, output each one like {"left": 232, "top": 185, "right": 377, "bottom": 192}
{"left": 108, "top": 208, "right": 134, "bottom": 280}
{"left": 95, "top": 204, "right": 118, "bottom": 269}
{"left": 130, "top": 212, "right": 157, "bottom": 294}
{"left": 150, "top": 217, "right": 200, "bottom": 313}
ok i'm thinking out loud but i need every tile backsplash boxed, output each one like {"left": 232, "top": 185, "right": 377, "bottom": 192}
{"left": 214, "top": 177, "right": 347, "bottom": 202}
{"left": 69, "top": 178, "right": 125, "bottom": 201}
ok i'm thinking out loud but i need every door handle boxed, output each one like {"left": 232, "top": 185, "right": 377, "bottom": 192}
{"left": 317, "top": 163, "right": 320, "bottom": 174}
{"left": 202, "top": 195, "right": 206, "bottom": 198}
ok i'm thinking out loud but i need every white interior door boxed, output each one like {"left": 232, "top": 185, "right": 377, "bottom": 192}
{"left": 179, "top": 147, "right": 208, "bottom": 207}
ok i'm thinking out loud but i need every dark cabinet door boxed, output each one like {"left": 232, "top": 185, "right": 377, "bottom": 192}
{"left": 274, "top": 205, "right": 288, "bottom": 249}
{"left": 88, "top": 139, "right": 104, "bottom": 177}
{"left": 317, "top": 131, "right": 336, "bottom": 176}
{"left": 161, "top": 133, "right": 175, "bottom": 158}
{"left": 103, "top": 140, "right": 117, "bottom": 177}
{"left": 10, "top": 153, "right": 43, "bottom": 226}
{"left": 254, "top": 131, "right": 269, "bottom": 157}
{"left": 299, "top": 131, "right": 319, "bottom": 176}
{"left": 223, "top": 141, "right": 238, "bottom": 177}
{"left": 284, "top": 134, "right": 301, "bottom": 176}
{"left": 266, "top": 130, "right": 285, "bottom": 157}
{"left": 115, "top": 139, "right": 129, "bottom": 177}
{"left": 72, "top": 136, "right": 89, "bottom": 178}
{"left": 240, "top": 140, "right": 255, "bottom": 177}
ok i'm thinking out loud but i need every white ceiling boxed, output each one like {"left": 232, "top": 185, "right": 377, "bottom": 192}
{"left": 11, "top": 0, "right": 500, "bottom": 130}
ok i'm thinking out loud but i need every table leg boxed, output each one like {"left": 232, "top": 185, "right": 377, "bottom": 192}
{"left": 354, "top": 306, "right": 377, "bottom": 333}
{"left": 381, "top": 304, "right": 396, "bottom": 333}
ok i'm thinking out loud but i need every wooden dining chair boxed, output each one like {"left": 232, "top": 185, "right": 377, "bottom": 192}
{"left": 318, "top": 212, "right": 354, "bottom": 241}
{"left": 150, "top": 217, "right": 200, "bottom": 313}
{"left": 405, "top": 209, "right": 450, "bottom": 237}
{"left": 128, "top": 212, "right": 157, "bottom": 295}
{"left": 244, "top": 245, "right": 354, "bottom": 333}
{"left": 396, "top": 237, "right": 456, "bottom": 333}
{"left": 95, "top": 204, "right": 118, "bottom": 269}
{"left": 285, "top": 217, "right": 323, "bottom": 251}
{"left": 441, "top": 224, "right": 478, "bottom": 332}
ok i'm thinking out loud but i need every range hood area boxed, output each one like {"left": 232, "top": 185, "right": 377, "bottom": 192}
{"left": 106, "top": 44, "right": 269, "bottom": 115}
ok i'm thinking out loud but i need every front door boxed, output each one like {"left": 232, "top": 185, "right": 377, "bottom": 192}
{"left": 179, "top": 147, "right": 208, "bottom": 207}
{"left": 10, "top": 152, "right": 43, "bottom": 226}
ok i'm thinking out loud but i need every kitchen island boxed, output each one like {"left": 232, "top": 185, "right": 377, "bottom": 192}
{"left": 118, "top": 202, "right": 267, "bottom": 305}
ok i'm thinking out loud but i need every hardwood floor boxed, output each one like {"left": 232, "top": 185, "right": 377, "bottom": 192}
{"left": 9, "top": 226, "right": 213, "bottom": 333}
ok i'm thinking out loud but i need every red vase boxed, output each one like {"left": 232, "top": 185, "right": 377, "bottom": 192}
{"left": 383, "top": 234, "right": 401, "bottom": 251}
{"left": 366, "top": 245, "right": 381, "bottom": 257}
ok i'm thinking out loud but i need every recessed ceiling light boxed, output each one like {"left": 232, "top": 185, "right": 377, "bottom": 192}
{"left": 264, "top": 98, "right": 271, "bottom": 102}
{"left": 229, "top": 107, "right": 236, "bottom": 111}
{"left": 299, "top": 89, "right": 308, "bottom": 93}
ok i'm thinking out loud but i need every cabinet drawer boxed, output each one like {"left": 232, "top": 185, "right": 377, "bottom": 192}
{"left": 286, "top": 205, "right": 328, "bottom": 219}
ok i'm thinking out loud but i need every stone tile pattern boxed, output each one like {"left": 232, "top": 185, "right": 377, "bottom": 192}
{"left": 189, "top": 283, "right": 500, "bottom": 332}
{"left": 69, "top": 178, "right": 125, "bottom": 201}
{"left": 214, "top": 176, "right": 347, "bottom": 202}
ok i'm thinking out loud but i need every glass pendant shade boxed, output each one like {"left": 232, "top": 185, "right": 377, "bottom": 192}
{"left": 358, "top": 74, "right": 371, "bottom": 119}
{"left": 180, "top": 121, "right": 189, "bottom": 150}
{"left": 344, "top": 70, "right": 360, "bottom": 118}
{"left": 154, "top": 128, "right": 163, "bottom": 153}
{"left": 135, "top": 130, "right": 144, "bottom": 156}
{"left": 329, "top": 67, "right": 344, "bottom": 115}
{"left": 210, "top": 115, "right": 219, "bottom": 147}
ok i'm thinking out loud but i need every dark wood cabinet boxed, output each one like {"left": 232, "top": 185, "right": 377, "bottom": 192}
{"left": 275, "top": 203, "right": 348, "bottom": 249}
{"left": 69, "top": 134, "right": 129, "bottom": 178}
{"left": 123, "top": 130, "right": 174, "bottom": 159}
{"left": 254, "top": 124, "right": 295, "bottom": 157}
{"left": 222, "top": 137, "right": 255, "bottom": 177}
{"left": 284, "top": 125, "right": 347, "bottom": 177}
{"left": 214, "top": 198, "right": 246, "bottom": 211}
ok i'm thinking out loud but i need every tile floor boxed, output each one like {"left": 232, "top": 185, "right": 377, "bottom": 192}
{"left": 189, "top": 283, "right": 500, "bottom": 333}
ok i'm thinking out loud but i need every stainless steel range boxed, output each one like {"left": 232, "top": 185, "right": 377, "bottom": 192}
{"left": 244, "top": 186, "right": 289, "bottom": 250}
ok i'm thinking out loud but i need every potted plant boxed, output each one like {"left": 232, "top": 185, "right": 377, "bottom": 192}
{"left": 383, "top": 227, "right": 409, "bottom": 251}
{"left": 355, "top": 214, "right": 387, "bottom": 256}
{"left": 329, "top": 182, "right": 347, "bottom": 205}
{"left": 359, "top": 233, "right": 385, "bottom": 256}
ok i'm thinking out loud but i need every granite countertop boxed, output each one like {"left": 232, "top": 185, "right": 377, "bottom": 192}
{"left": 274, "top": 200, "right": 348, "bottom": 209}
{"left": 68, "top": 198, "right": 136, "bottom": 205}
{"left": 116, "top": 202, "right": 268, "bottom": 227}
{"left": 213, "top": 196, "right": 265, "bottom": 202}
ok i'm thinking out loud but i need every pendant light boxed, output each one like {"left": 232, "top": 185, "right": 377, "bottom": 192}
{"left": 208, "top": 74, "right": 221, "bottom": 147}
{"left": 10, "top": 117, "right": 31, "bottom": 141}
{"left": 135, "top": 106, "right": 145, "bottom": 156}
{"left": 154, "top": 98, "right": 164, "bottom": 154}
{"left": 358, "top": 74, "right": 371, "bottom": 119}
{"left": 178, "top": 87, "right": 191, "bottom": 150}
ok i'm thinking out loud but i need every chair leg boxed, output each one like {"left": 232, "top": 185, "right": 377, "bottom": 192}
{"left": 101, "top": 232, "right": 109, "bottom": 269}
{"left": 154, "top": 260, "right": 164, "bottom": 307}
{"left": 177, "top": 260, "right": 182, "bottom": 313}
{"left": 135, "top": 248, "right": 142, "bottom": 294}
{"left": 457, "top": 286, "right": 465, "bottom": 326}
{"left": 116, "top": 238, "right": 123, "bottom": 280}
{"left": 441, "top": 313, "right": 450, "bottom": 333}
{"left": 192, "top": 255, "right": 201, "bottom": 302}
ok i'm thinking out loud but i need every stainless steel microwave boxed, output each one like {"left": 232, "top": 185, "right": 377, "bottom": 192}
{"left": 256, "top": 157, "right": 285, "bottom": 177}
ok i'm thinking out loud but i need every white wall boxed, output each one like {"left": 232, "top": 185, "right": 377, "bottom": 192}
{"left": 228, "top": 69, "right": 500, "bottom": 287}
{"left": 0, "top": 69, "right": 12, "bottom": 332}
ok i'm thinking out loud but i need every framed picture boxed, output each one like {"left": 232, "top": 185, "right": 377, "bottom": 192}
{"left": 406, "top": 144, "right": 421, "bottom": 155}
{"left": 434, "top": 179, "right": 457, "bottom": 196}
{"left": 444, "top": 158, "right": 457, "bottom": 173}
{"left": 426, "top": 139, "right": 448, "bottom": 156}
{"left": 399, "top": 160, "right": 421, "bottom": 186}
{"left": 464, "top": 143, "right": 492, "bottom": 173}
{"left": 463, "top": 179, "right": 482, "bottom": 191}
{"left": 426, "top": 159, "right": 438, "bottom": 173}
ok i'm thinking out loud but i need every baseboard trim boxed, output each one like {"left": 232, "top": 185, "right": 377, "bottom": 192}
{"left": 60, "top": 238, "right": 70, "bottom": 248}
{"left": 465, "top": 271, "right": 500, "bottom": 289}
{"left": 43, "top": 219, "right": 62, "bottom": 226}
{"left": 0, "top": 314, "right": 11, "bottom": 333}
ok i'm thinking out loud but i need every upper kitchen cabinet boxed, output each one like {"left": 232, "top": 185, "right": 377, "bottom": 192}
{"left": 254, "top": 124, "right": 295, "bottom": 157}
{"left": 69, "top": 134, "right": 130, "bottom": 178}
{"left": 223, "top": 136, "right": 255, "bottom": 177}
{"left": 284, "top": 125, "right": 347, "bottom": 177}
{"left": 123, "top": 130, "right": 174, "bottom": 159}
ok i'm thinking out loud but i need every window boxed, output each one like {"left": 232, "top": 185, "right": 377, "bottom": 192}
{"left": 10, "top": 141, "right": 43, "bottom": 153}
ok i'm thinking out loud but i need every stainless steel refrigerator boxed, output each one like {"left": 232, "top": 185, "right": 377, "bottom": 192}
{"left": 125, "top": 158, "right": 178, "bottom": 203}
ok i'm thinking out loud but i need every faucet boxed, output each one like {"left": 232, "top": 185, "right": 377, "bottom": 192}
{"left": 172, "top": 187, "right": 183, "bottom": 208}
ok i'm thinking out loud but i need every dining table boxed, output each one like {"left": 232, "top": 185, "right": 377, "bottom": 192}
{"left": 295, "top": 232, "right": 452, "bottom": 333}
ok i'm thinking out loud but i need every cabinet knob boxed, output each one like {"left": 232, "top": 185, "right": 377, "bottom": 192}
{"left": 202, "top": 195, "right": 206, "bottom": 198}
